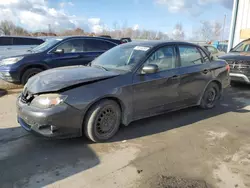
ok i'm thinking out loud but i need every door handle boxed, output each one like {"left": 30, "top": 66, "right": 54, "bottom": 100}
{"left": 171, "top": 75, "right": 180, "bottom": 79}
{"left": 202, "top": 69, "right": 209, "bottom": 74}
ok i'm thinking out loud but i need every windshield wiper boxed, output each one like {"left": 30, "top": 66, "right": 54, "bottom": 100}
{"left": 92, "top": 64, "right": 108, "bottom": 71}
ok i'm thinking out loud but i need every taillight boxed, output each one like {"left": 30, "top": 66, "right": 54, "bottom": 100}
{"left": 226, "top": 64, "right": 230, "bottom": 72}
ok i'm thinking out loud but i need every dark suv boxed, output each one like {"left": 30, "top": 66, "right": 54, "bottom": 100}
{"left": 0, "top": 36, "right": 129, "bottom": 84}
{"left": 219, "top": 38, "right": 250, "bottom": 84}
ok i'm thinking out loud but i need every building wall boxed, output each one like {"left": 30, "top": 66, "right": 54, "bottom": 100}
{"left": 233, "top": 0, "right": 250, "bottom": 47}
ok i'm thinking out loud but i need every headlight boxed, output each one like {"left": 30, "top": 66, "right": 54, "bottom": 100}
{"left": 0, "top": 57, "right": 24, "bottom": 65}
{"left": 30, "top": 94, "right": 67, "bottom": 109}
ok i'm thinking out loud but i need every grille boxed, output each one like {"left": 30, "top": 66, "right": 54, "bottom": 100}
{"left": 226, "top": 60, "right": 250, "bottom": 69}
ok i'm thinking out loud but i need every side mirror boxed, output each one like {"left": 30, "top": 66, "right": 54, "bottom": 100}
{"left": 210, "top": 55, "right": 214, "bottom": 61}
{"left": 54, "top": 48, "right": 64, "bottom": 54}
{"left": 142, "top": 64, "right": 158, "bottom": 74}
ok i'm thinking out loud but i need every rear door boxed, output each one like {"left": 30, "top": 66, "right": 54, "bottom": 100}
{"left": 83, "top": 38, "right": 117, "bottom": 61}
{"left": 132, "top": 45, "right": 181, "bottom": 119}
{"left": 177, "top": 45, "right": 212, "bottom": 104}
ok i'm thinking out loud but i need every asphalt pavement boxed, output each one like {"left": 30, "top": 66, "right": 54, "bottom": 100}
{"left": 1, "top": 84, "right": 250, "bottom": 188}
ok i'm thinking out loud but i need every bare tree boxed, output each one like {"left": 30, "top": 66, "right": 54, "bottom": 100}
{"left": 199, "top": 21, "right": 212, "bottom": 41}
{"left": 0, "top": 20, "right": 29, "bottom": 36}
{"left": 12, "top": 26, "right": 29, "bottom": 36}
{"left": 158, "top": 31, "right": 169, "bottom": 40}
{"left": 212, "top": 22, "right": 222, "bottom": 40}
{"left": 198, "top": 21, "right": 222, "bottom": 41}
{"left": 172, "top": 23, "right": 185, "bottom": 40}
{"left": 0, "top": 20, "right": 14, "bottom": 35}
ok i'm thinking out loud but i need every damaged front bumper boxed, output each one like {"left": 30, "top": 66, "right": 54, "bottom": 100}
{"left": 16, "top": 96, "right": 83, "bottom": 139}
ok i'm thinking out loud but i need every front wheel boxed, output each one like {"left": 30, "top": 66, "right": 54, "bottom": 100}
{"left": 84, "top": 100, "right": 121, "bottom": 142}
{"left": 21, "top": 68, "right": 43, "bottom": 85}
{"left": 200, "top": 82, "right": 220, "bottom": 109}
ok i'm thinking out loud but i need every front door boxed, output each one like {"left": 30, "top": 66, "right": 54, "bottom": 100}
{"left": 132, "top": 45, "right": 181, "bottom": 119}
{"left": 177, "top": 45, "right": 213, "bottom": 105}
{"left": 47, "top": 39, "right": 95, "bottom": 68}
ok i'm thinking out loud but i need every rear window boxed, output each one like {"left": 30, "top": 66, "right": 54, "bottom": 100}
{"left": 179, "top": 46, "right": 203, "bottom": 67}
{"left": 84, "top": 39, "right": 116, "bottom": 51}
{"left": 0, "top": 37, "right": 13, "bottom": 45}
{"left": 13, "top": 38, "right": 44, "bottom": 45}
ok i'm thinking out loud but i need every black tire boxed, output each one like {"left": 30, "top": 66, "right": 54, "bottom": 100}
{"left": 84, "top": 100, "right": 121, "bottom": 142}
{"left": 200, "top": 82, "right": 220, "bottom": 109}
{"left": 230, "top": 81, "right": 238, "bottom": 87}
{"left": 21, "top": 68, "right": 43, "bottom": 85}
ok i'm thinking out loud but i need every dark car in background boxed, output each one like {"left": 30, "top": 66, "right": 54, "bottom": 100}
{"left": 219, "top": 38, "right": 250, "bottom": 84}
{"left": 0, "top": 36, "right": 44, "bottom": 58}
{"left": 17, "top": 41, "right": 230, "bottom": 142}
{"left": 0, "top": 36, "right": 130, "bottom": 84}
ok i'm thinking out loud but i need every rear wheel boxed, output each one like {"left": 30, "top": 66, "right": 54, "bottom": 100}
{"left": 200, "top": 82, "right": 220, "bottom": 109}
{"left": 21, "top": 68, "right": 43, "bottom": 85}
{"left": 84, "top": 100, "right": 121, "bottom": 142}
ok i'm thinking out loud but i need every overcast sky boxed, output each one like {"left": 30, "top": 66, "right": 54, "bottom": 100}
{"left": 0, "top": 0, "right": 233, "bottom": 37}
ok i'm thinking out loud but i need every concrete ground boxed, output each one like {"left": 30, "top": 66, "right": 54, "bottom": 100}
{"left": 0, "top": 84, "right": 250, "bottom": 188}
{"left": 0, "top": 79, "right": 22, "bottom": 90}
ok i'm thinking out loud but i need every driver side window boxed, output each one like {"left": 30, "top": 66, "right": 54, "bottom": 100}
{"left": 145, "top": 46, "right": 176, "bottom": 72}
{"left": 55, "top": 39, "right": 84, "bottom": 53}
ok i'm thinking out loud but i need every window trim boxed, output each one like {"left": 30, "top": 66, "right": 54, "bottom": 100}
{"left": 198, "top": 47, "right": 211, "bottom": 63}
{"left": 47, "top": 38, "right": 118, "bottom": 54}
{"left": 136, "top": 44, "right": 179, "bottom": 75}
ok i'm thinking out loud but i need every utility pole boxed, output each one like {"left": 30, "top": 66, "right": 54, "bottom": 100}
{"left": 221, "top": 14, "right": 226, "bottom": 41}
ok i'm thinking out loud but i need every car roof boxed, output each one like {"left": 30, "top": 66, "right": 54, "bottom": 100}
{"left": 122, "top": 40, "right": 200, "bottom": 48}
{"left": 0, "top": 36, "right": 44, "bottom": 40}
{"left": 48, "top": 36, "right": 121, "bottom": 42}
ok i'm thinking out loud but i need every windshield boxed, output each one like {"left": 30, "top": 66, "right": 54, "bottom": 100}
{"left": 91, "top": 44, "right": 150, "bottom": 72}
{"left": 31, "top": 38, "right": 62, "bottom": 53}
{"left": 231, "top": 40, "right": 250, "bottom": 52}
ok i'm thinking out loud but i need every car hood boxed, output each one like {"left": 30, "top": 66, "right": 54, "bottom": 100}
{"left": 25, "top": 66, "right": 120, "bottom": 94}
{"left": 219, "top": 52, "right": 250, "bottom": 60}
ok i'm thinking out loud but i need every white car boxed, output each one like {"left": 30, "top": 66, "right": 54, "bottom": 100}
{"left": 0, "top": 36, "right": 44, "bottom": 58}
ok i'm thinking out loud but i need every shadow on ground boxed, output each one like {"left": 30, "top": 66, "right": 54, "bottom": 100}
{"left": 0, "top": 132, "right": 99, "bottom": 188}
{"left": 110, "top": 84, "right": 250, "bottom": 142}
{"left": 0, "top": 89, "right": 7, "bottom": 97}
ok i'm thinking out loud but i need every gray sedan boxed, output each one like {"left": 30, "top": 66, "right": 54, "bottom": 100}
{"left": 17, "top": 41, "right": 230, "bottom": 142}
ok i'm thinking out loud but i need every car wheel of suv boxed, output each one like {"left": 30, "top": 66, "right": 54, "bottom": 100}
{"left": 21, "top": 68, "right": 43, "bottom": 85}
{"left": 200, "top": 82, "right": 220, "bottom": 109}
{"left": 84, "top": 99, "right": 121, "bottom": 142}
